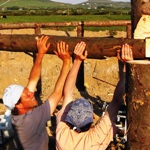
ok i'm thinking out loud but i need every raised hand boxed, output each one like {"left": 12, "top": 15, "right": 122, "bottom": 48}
{"left": 117, "top": 43, "right": 133, "bottom": 62}
{"left": 54, "top": 41, "right": 71, "bottom": 62}
{"left": 36, "top": 36, "right": 50, "bottom": 55}
{"left": 74, "top": 41, "right": 87, "bottom": 61}
{"left": 117, "top": 43, "right": 133, "bottom": 73}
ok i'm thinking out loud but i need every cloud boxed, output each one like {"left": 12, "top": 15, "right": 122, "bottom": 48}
{"left": 51, "top": 0, "right": 88, "bottom": 5}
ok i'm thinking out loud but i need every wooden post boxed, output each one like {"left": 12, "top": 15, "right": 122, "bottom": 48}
{"left": 35, "top": 26, "right": 41, "bottom": 35}
{"left": 131, "top": 0, "right": 143, "bottom": 34}
{"left": 76, "top": 21, "right": 85, "bottom": 91}
{"left": 77, "top": 21, "right": 84, "bottom": 37}
{"left": 126, "top": 60, "right": 150, "bottom": 150}
{"left": 131, "top": 0, "right": 150, "bottom": 36}
{"left": 126, "top": 23, "right": 132, "bottom": 39}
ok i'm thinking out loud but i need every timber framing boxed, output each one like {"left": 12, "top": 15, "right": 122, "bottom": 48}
{"left": 0, "top": 34, "right": 146, "bottom": 59}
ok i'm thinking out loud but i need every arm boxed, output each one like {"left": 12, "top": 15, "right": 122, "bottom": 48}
{"left": 48, "top": 41, "right": 71, "bottom": 115}
{"left": 107, "top": 43, "right": 133, "bottom": 123}
{"left": 62, "top": 41, "right": 87, "bottom": 108}
{"left": 26, "top": 36, "right": 50, "bottom": 92}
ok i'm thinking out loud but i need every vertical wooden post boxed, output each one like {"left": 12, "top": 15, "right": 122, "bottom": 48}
{"left": 131, "top": 0, "right": 143, "bottom": 34}
{"left": 126, "top": 23, "right": 132, "bottom": 39}
{"left": 126, "top": 60, "right": 150, "bottom": 150}
{"left": 35, "top": 26, "right": 41, "bottom": 35}
{"left": 77, "top": 21, "right": 84, "bottom": 37}
{"left": 76, "top": 21, "right": 85, "bottom": 91}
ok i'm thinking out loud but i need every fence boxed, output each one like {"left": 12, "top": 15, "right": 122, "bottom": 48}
{"left": 0, "top": 20, "right": 131, "bottom": 38}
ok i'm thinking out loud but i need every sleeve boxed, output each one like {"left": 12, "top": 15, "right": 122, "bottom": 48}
{"left": 90, "top": 111, "right": 114, "bottom": 147}
{"left": 25, "top": 100, "right": 51, "bottom": 130}
{"left": 56, "top": 104, "right": 71, "bottom": 125}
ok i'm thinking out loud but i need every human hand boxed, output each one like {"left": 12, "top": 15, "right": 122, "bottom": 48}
{"left": 36, "top": 36, "right": 50, "bottom": 55}
{"left": 117, "top": 43, "right": 133, "bottom": 62}
{"left": 74, "top": 41, "right": 87, "bottom": 61}
{"left": 54, "top": 41, "right": 71, "bottom": 62}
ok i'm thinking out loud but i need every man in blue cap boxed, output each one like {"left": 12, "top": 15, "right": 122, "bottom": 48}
{"left": 56, "top": 42, "right": 133, "bottom": 150}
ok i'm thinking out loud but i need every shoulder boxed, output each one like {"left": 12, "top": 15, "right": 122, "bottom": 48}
{"left": 89, "top": 111, "right": 113, "bottom": 137}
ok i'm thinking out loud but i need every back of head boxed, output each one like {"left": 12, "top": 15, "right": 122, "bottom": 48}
{"left": 2, "top": 84, "right": 24, "bottom": 110}
{"left": 65, "top": 98, "right": 93, "bottom": 132}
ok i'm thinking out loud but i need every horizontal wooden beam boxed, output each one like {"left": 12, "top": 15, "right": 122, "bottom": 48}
{"left": 0, "top": 34, "right": 145, "bottom": 59}
{"left": 0, "top": 21, "right": 131, "bottom": 29}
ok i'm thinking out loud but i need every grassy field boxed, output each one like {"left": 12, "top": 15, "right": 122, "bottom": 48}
{"left": 0, "top": 14, "right": 131, "bottom": 31}
{"left": 0, "top": 14, "right": 130, "bottom": 23}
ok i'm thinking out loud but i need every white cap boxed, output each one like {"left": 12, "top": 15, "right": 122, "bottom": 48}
{"left": 2, "top": 84, "right": 24, "bottom": 110}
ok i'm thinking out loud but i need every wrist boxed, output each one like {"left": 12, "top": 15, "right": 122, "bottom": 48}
{"left": 123, "top": 63, "right": 126, "bottom": 72}
{"left": 63, "top": 58, "right": 71, "bottom": 64}
{"left": 36, "top": 53, "right": 45, "bottom": 59}
{"left": 74, "top": 59, "right": 82, "bottom": 64}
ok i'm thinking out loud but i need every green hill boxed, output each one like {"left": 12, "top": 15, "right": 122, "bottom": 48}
{"left": 0, "top": 0, "right": 130, "bottom": 9}
{"left": 0, "top": 0, "right": 69, "bottom": 8}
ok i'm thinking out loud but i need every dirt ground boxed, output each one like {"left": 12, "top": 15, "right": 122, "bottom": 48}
{"left": 0, "top": 29, "right": 127, "bottom": 149}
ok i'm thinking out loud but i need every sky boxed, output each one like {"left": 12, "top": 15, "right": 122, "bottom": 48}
{"left": 51, "top": 0, "right": 88, "bottom": 4}
{"left": 51, "top": 0, "right": 130, "bottom": 5}
{"left": 111, "top": 0, "right": 130, "bottom": 1}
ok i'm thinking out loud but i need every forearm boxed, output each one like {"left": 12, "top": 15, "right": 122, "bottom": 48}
{"left": 53, "top": 60, "right": 71, "bottom": 94}
{"left": 48, "top": 59, "right": 71, "bottom": 114}
{"left": 27, "top": 53, "right": 44, "bottom": 91}
{"left": 107, "top": 70, "right": 126, "bottom": 123}
{"left": 64, "top": 59, "right": 82, "bottom": 97}
{"left": 115, "top": 62, "right": 126, "bottom": 99}
{"left": 114, "top": 72, "right": 126, "bottom": 99}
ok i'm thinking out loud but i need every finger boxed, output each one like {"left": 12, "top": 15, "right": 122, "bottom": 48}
{"left": 125, "top": 44, "right": 129, "bottom": 56}
{"left": 126, "top": 44, "right": 130, "bottom": 57}
{"left": 129, "top": 48, "right": 133, "bottom": 60}
{"left": 46, "top": 43, "right": 51, "bottom": 49}
{"left": 43, "top": 36, "right": 49, "bottom": 45}
{"left": 53, "top": 50, "right": 58, "bottom": 56}
{"left": 76, "top": 42, "right": 86, "bottom": 54}
{"left": 38, "top": 36, "right": 47, "bottom": 46}
{"left": 62, "top": 41, "right": 66, "bottom": 53}
{"left": 37, "top": 36, "right": 43, "bottom": 43}
{"left": 66, "top": 44, "right": 69, "bottom": 52}
{"left": 74, "top": 43, "right": 80, "bottom": 54}
{"left": 84, "top": 50, "right": 88, "bottom": 58}
{"left": 81, "top": 42, "right": 86, "bottom": 53}
{"left": 60, "top": 41, "right": 64, "bottom": 53}
{"left": 122, "top": 44, "right": 125, "bottom": 59}
{"left": 125, "top": 44, "right": 131, "bottom": 60}
{"left": 37, "top": 36, "right": 44, "bottom": 46}
{"left": 123, "top": 44, "right": 129, "bottom": 62}
{"left": 39, "top": 35, "right": 44, "bottom": 42}
{"left": 117, "top": 50, "right": 121, "bottom": 61}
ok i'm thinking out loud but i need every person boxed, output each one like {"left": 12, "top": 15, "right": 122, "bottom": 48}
{"left": 2, "top": 35, "right": 71, "bottom": 150}
{"left": 56, "top": 42, "right": 133, "bottom": 150}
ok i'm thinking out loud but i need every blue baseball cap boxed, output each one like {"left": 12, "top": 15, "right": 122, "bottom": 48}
{"left": 65, "top": 98, "right": 93, "bottom": 132}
